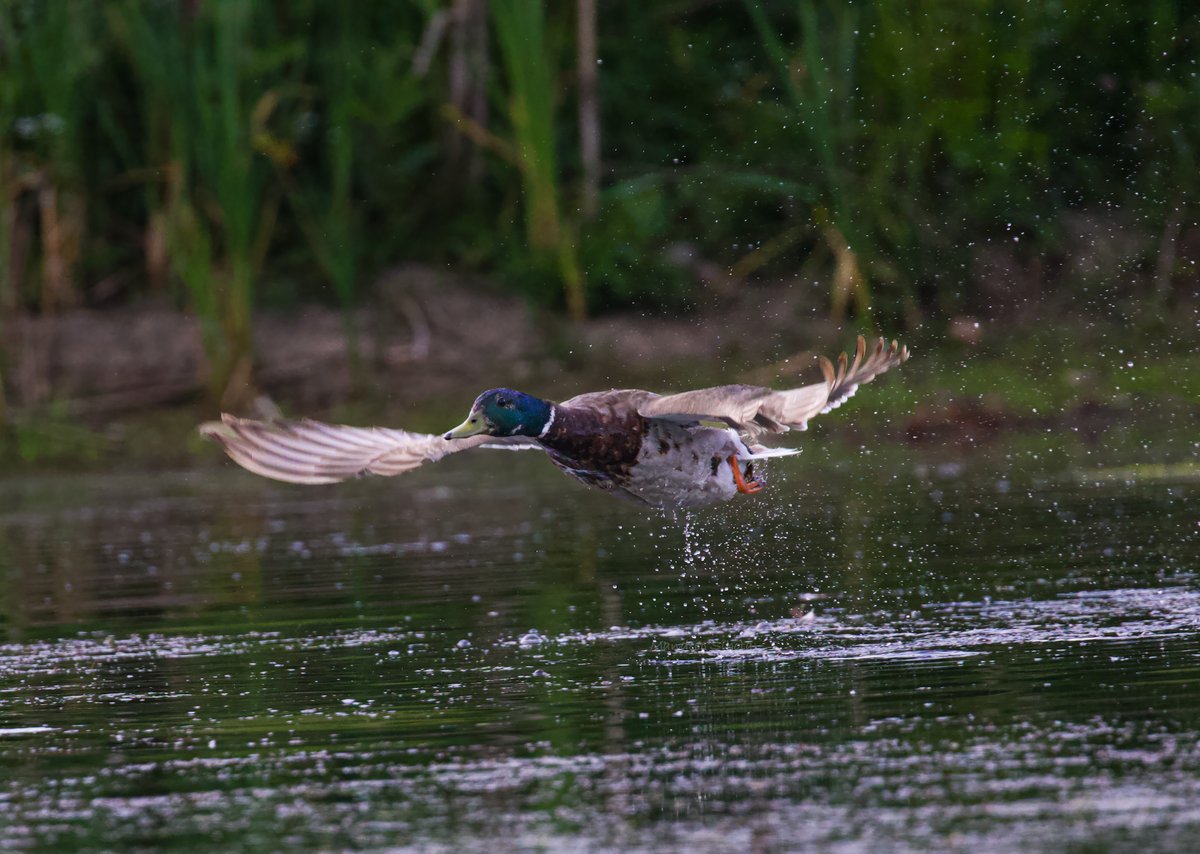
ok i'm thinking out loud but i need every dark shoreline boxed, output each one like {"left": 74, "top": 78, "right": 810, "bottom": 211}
{"left": 1, "top": 272, "right": 1196, "bottom": 474}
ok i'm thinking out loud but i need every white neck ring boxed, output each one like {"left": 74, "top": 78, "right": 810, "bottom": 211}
{"left": 537, "top": 405, "right": 556, "bottom": 439}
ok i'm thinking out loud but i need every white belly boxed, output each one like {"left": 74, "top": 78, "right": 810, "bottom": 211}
{"left": 620, "top": 424, "right": 751, "bottom": 509}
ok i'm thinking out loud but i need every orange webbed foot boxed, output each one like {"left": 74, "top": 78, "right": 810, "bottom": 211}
{"left": 729, "top": 454, "right": 764, "bottom": 495}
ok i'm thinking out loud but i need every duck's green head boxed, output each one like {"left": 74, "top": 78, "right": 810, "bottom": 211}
{"left": 443, "top": 388, "right": 553, "bottom": 440}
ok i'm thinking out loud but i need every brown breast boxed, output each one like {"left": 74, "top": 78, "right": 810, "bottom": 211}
{"left": 539, "top": 403, "right": 647, "bottom": 479}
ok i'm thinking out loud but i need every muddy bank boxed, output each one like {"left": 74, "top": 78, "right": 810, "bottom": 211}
{"left": 0, "top": 264, "right": 855, "bottom": 419}
{"left": 1, "top": 264, "right": 1197, "bottom": 470}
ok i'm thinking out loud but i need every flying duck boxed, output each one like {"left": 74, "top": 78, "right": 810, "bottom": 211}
{"left": 199, "top": 336, "right": 908, "bottom": 509}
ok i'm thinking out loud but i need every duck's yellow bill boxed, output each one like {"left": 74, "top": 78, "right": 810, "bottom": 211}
{"left": 443, "top": 415, "right": 486, "bottom": 440}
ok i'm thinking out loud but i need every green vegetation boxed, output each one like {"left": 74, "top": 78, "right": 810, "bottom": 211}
{"left": 0, "top": 1, "right": 1196, "bottom": 402}
{"left": 492, "top": 0, "right": 587, "bottom": 320}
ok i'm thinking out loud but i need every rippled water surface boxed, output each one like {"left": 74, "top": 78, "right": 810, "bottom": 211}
{"left": 1, "top": 435, "right": 1198, "bottom": 851}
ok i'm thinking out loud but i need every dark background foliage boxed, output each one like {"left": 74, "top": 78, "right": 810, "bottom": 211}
{"left": 0, "top": 0, "right": 1196, "bottom": 403}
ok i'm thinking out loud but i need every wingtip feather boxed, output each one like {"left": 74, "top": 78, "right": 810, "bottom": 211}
{"left": 818, "top": 355, "right": 835, "bottom": 384}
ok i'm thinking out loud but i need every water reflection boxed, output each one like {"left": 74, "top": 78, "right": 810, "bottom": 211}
{"left": 0, "top": 440, "right": 1197, "bottom": 849}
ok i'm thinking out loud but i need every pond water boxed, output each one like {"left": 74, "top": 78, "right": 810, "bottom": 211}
{"left": 0, "top": 426, "right": 1198, "bottom": 851}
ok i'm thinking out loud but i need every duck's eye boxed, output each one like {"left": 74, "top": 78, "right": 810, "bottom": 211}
{"left": 496, "top": 398, "right": 512, "bottom": 408}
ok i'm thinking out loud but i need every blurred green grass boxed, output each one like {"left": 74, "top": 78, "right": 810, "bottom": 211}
{"left": 0, "top": 0, "right": 1196, "bottom": 407}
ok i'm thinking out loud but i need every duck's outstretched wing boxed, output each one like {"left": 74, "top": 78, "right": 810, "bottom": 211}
{"left": 638, "top": 336, "right": 908, "bottom": 437}
{"left": 199, "top": 415, "right": 541, "bottom": 485}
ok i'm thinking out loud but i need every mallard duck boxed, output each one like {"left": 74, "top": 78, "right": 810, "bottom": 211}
{"left": 199, "top": 336, "right": 908, "bottom": 510}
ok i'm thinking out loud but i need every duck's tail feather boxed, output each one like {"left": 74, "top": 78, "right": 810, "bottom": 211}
{"left": 741, "top": 446, "right": 801, "bottom": 460}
